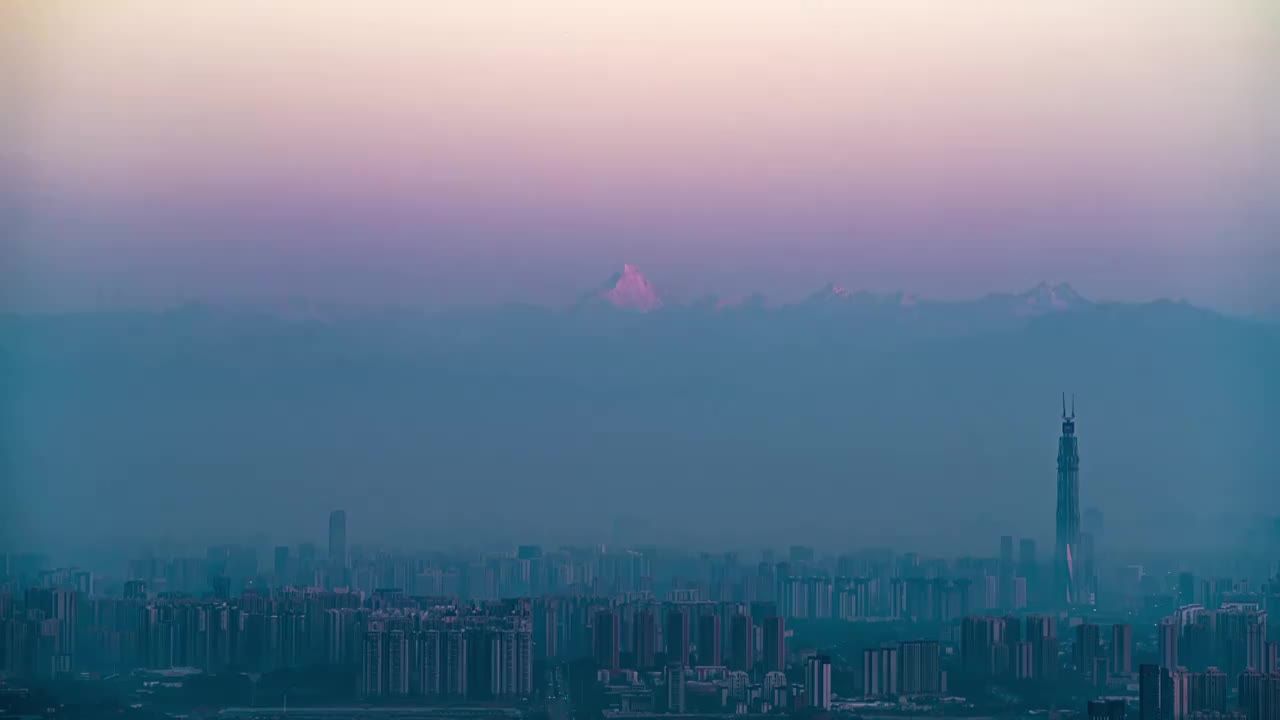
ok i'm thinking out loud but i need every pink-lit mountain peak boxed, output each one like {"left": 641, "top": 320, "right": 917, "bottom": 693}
{"left": 601, "top": 263, "right": 662, "bottom": 311}
{"left": 825, "top": 283, "right": 852, "bottom": 299}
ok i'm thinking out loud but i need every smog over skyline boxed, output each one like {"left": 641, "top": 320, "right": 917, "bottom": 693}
{"left": 3, "top": 0, "right": 1279, "bottom": 553}
{"left": 2, "top": 262, "right": 1276, "bottom": 558}
{"left": 2, "top": 5, "right": 1280, "bottom": 716}
{"left": 3, "top": 0, "right": 1278, "bottom": 553}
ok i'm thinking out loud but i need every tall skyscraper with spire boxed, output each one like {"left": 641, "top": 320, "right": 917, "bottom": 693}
{"left": 1055, "top": 394, "right": 1081, "bottom": 606}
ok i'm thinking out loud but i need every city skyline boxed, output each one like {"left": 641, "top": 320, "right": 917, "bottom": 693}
{"left": 3, "top": 1, "right": 1276, "bottom": 717}
{"left": 2, "top": 403, "right": 1277, "bottom": 715}
{"left": 4, "top": 510, "right": 1279, "bottom": 717}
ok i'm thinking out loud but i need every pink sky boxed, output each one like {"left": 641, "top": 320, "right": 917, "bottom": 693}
{"left": 3, "top": 0, "right": 1277, "bottom": 311}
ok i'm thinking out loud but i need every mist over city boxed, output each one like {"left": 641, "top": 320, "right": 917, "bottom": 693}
{"left": 3, "top": 1, "right": 1280, "bottom": 719}
{"left": 3, "top": 268, "right": 1278, "bottom": 555}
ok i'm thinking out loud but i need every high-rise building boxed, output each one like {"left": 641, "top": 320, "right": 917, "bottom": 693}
{"left": 961, "top": 615, "right": 1007, "bottom": 677}
{"left": 1027, "top": 614, "right": 1059, "bottom": 680}
{"left": 1076, "top": 623, "right": 1103, "bottom": 674}
{"left": 729, "top": 614, "right": 753, "bottom": 672}
{"left": 1179, "top": 573, "right": 1197, "bottom": 605}
{"left": 1237, "top": 671, "right": 1280, "bottom": 720}
{"left": 416, "top": 630, "right": 443, "bottom": 696}
{"left": 362, "top": 630, "right": 384, "bottom": 698}
{"left": 634, "top": 608, "right": 657, "bottom": 670}
{"left": 328, "top": 510, "right": 347, "bottom": 568}
{"left": 1189, "top": 668, "right": 1228, "bottom": 714}
{"left": 387, "top": 629, "right": 410, "bottom": 696}
{"left": 514, "top": 630, "right": 534, "bottom": 697}
{"left": 1055, "top": 395, "right": 1081, "bottom": 606}
{"left": 593, "top": 610, "right": 620, "bottom": 670}
{"left": 1238, "top": 672, "right": 1263, "bottom": 720}
{"left": 1079, "top": 531, "right": 1097, "bottom": 606}
{"left": 444, "top": 631, "right": 469, "bottom": 697}
{"left": 666, "top": 608, "right": 690, "bottom": 667}
{"left": 1000, "top": 536, "right": 1016, "bottom": 609}
{"left": 698, "top": 613, "right": 722, "bottom": 666}
{"left": 1019, "top": 538, "right": 1038, "bottom": 606}
{"left": 899, "top": 640, "right": 941, "bottom": 695}
{"left": 1113, "top": 624, "right": 1134, "bottom": 675}
{"left": 1159, "top": 619, "right": 1180, "bottom": 670}
{"left": 538, "top": 600, "right": 560, "bottom": 661}
{"left": 806, "top": 654, "right": 832, "bottom": 710}
{"left": 482, "top": 629, "right": 532, "bottom": 698}
{"left": 1162, "top": 667, "right": 1189, "bottom": 720}
{"left": 1141, "top": 664, "right": 1162, "bottom": 720}
{"left": 763, "top": 615, "right": 785, "bottom": 673}
{"left": 862, "top": 646, "right": 898, "bottom": 697}
{"left": 1245, "top": 613, "right": 1267, "bottom": 676}
{"left": 23, "top": 588, "right": 76, "bottom": 668}
{"left": 665, "top": 662, "right": 686, "bottom": 713}
{"left": 1013, "top": 640, "right": 1035, "bottom": 679}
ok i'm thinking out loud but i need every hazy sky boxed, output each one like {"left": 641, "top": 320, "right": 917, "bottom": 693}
{"left": 4, "top": 0, "right": 1278, "bottom": 311}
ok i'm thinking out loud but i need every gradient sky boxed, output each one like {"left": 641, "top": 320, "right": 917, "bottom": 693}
{"left": 4, "top": 0, "right": 1278, "bottom": 312}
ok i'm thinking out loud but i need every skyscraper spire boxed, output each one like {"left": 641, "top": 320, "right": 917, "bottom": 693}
{"left": 1055, "top": 398, "right": 1081, "bottom": 607}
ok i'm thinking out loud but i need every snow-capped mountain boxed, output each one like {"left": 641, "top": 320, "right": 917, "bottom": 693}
{"left": 799, "top": 284, "right": 927, "bottom": 309}
{"left": 585, "top": 264, "right": 663, "bottom": 312}
{"left": 580, "top": 267, "right": 1093, "bottom": 323}
{"left": 805, "top": 283, "right": 877, "bottom": 305}
{"left": 954, "top": 281, "right": 1091, "bottom": 319}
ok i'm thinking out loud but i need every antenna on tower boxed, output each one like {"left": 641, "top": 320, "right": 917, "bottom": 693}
{"left": 1062, "top": 392, "right": 1067, "bottom": 419}
{"left": 1071, "top": 393, "right": 1076, "bottom": 419}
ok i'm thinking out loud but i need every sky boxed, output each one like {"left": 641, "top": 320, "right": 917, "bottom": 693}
{"left": 3, "top": 0, "right": 1278, "bottom": 312}
{"left": 2, "top": 2, "right": 1278, "bottom": 555}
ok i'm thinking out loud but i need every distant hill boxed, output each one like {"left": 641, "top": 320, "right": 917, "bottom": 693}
{"left": 1, "top": 277, "right": 1276, "bottom": 553}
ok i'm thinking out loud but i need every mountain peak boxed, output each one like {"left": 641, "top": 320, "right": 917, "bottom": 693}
{"left": 808, "top": 282, "right": 874, "bottom": 303}
{"left": 599, "top": 264, "right": 662, "bottom": 311}
{"left": 1017, "top": 281, "right": 1089, "bottom": 312}
{"left": 824, "top": 283, "right": 852, "bottom": 298}
{"left": 806, "top": 283, "right": 906, "bottom": 310}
